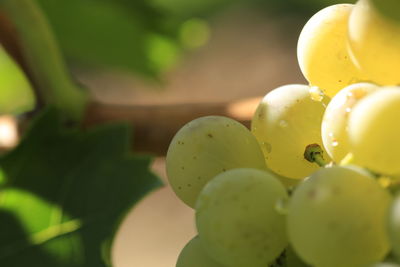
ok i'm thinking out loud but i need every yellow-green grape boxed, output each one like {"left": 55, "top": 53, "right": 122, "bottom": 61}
{"left": 0, "top": 45, "right": 35, "bottom": 114}
{"left": 288, "top": 165, "right": 391, "bottom": 267}
{"left": 388, "top": 194, "right": 400, "bottom": 263}
{"left": 166, "top": 116, "right": 266, "bottom": 208}
{"left": 176, "top": 236, "right": 224, "bottom": 267}
{"left": 251, "top": 84, "right": 330, "bottom": 179}
{"left": 348, "top": 88, "right": 400, "bottom": 175}
{"left": 369, "top": 264, "right": 400, "bottom": 267}
{"left": 321, "top": 82, "right": 379, "bottom": 163}
{"left": 348, "top": 0, "right": 400, "bottom": 86}
{"left": 196, "top": 168, "right": 288, "bottom": 267}
{"left": 297, "top": 4, "right": 363, "bottom": 97}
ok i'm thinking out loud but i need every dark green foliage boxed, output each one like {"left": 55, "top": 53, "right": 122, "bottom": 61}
{"left": 36, "top": 0, "right": 181, "bottom": 76}
{"left": 0, "top": 109, "right": 162, "bottom": 266}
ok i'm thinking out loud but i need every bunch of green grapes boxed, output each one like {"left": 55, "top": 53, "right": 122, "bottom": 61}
{"left": 166, "top": 0, "right": 400, "bottom": 266}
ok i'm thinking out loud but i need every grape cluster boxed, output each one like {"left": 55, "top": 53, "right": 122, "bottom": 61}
{"left": 166, "top": 1, "right": 400, "bottom": 266}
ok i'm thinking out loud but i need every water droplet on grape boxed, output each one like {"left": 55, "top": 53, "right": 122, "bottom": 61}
{"left": 279, "top": 120, "right": 288, "bottom": 128}
{"left": 309, "top": 86, "right": 324, "bottom": 102}
{"left": 346, "top": 91, "right": 354, "bottom": 99}
{"left": 262, "top": 142, "right": 272, "bottom": 153}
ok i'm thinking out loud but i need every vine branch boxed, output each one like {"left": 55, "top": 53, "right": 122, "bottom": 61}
{"left": 0, "top": 0, "right": 87, "bottom": 120}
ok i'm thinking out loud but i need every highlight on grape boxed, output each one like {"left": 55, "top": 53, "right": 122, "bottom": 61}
{"left": 166, "top": 0, "right": 400, "bottom": 266}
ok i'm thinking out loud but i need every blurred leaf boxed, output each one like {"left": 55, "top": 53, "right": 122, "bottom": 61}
{"left": 0, "top": 44, "right": 35, "bottom": 115}
{"left": 36, "top": 0, "right": 181, "bottom": 76}
{"left": 149, "top": 0, "right": 234, "bottom": 17}
{"left": 252, "top": 0, "right": 356, "bottom": 16}
{"left": 370, "top": 0, "right": 400, "bottom": 23}
{"left": 0, "top": 109, "right": 162, "bottom": 266}
{"left": 179, "top": 18, "right": 211, "bottom": 50}
{"left": 146, "top": 33, "right": 180, "bottom": 72}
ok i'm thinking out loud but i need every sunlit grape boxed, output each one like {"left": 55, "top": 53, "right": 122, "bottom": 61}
{"left": 298, "top": 4, "right": 363, "bottom": 97}
{"left": 166, "top": 116, "right": 266, "bottom": 208}
{"left": 196, "top": 168, "right": 288, "bottom": 267}
{"left": 252, "top": 84, "right": 330, "bottom": 179}
{"left": 321, "top": 82, "right": 379, "bottom": 162}
{"left": 348, "top": 0, "right": 400, "bottom": 85}
{"left": 348, "top": 88, "right": 400, "bottom": 175}
{"left": 288, "top": 165, "right": 391, "bottom": 267}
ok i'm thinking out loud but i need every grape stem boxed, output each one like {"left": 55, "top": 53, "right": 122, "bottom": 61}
{"left": 0, "top": 0, "right": 88, "bottom": 121}
{"left": 304, "top": 144, "right": 328, "bottom": 167}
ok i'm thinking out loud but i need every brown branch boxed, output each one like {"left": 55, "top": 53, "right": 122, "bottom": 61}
{"left": 85, "top": 98, "right": 260, "bottom": 156}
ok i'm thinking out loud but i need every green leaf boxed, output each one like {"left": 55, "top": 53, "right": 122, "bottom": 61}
{"left": 149, "top": 0, "right": 233, "bottom": 17}
{"left": 0, "top": 44, "right": 35, "bottom": 115}
{"left": 0, "top": 109, "right": 162, "bottom": 266}
{"left": 36, "top": 0, "right": 181, "bottom": 76}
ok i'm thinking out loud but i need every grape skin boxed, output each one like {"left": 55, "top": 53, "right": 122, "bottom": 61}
{"left": 196, "top": 168, "right": 288, "bottom": 267}
{"left": 288, "top": 165, "right": 391, "bottom": 267}
{"left": 251, "top": 84, "right": 329, "bottom": 179}
{"left": 388, "top": 194, "right": 400, "bottom": 262}
{"left": 348, "top": 88, "right": 400, "bottom": 175}
{"left": 166, "top": 116, "right": 267, "bottom": 208}
{"left": 176, "top": 236, "right": 224, "bottom": 267}
{"left": 321, "top": 82, "right": 379, "bottom": 163}
{"left": 297, "top": 4, "right": 363, "bottom": 97}
{"left": 348, "top": 0, "right": 400, "bottom": 86}
{"left": 369, "top": 264, "right": 400, "bottom": 267}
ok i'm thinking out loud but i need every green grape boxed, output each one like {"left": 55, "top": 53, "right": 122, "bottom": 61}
{"left": 348, "top": 0, "right": 400, "bottom": 86}
{"left": 321, "top": 82, "right": 379, "bottom": 163}
{"left": 166, "top": 116, "right": 267, "bottom": 208}
{"left": 369, "top": 263, "right": 400, "bottom": 267}
{"left": 196, "top": 168, "right": 288, "bottom": 267}
{"left": 176, "top": 236, "right": 224, "bottom": 267}
{"left": 251, "top": 84, "right": 330, "bottom": 179}
{"left": 297, "top": 4, "right": 363, "bottom": 97}
{"left": 388, "top": 194, "right": 400, "bottom": 261}
{"left": 348, "top": 88, "right": 400, "bottom": 175}
{"left": 288, "top": 165, "right": 391, "bottom": 267}
{"left": 0, "top": 45, "right": 35, "bottom": 114}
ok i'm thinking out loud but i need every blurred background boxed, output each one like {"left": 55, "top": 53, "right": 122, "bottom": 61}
{"left": 0, "top": 0, "right": 355, "bottom": 266}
